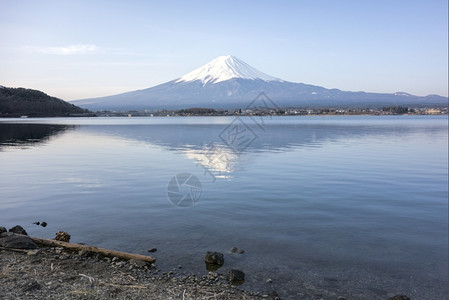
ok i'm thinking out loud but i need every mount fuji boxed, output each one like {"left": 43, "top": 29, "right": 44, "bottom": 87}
{"left": 71, "top": 55, "right": 447, "bottom": 110}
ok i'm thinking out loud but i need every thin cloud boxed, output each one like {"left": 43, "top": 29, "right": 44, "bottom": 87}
{"left": 26, "top": 44, "right": 99, "bottom": 55}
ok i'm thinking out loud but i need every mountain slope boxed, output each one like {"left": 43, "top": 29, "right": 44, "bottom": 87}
{"left": 0, "top": 86, "right": 89, "bottom": 117}
{"left": 71, "top": 55, "right": 448, "bottom": 110}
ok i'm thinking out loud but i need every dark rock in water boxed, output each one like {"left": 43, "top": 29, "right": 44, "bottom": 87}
{"left": 0, "top": 226, "right": 6, "bottom": 235}
{"left": 54, "top": 231, "right": 70, "bottom": 242}
{"left": 0, "top": 234, "right": 37, "bottom": 249}
{"left": 230, "top": 246, "right": 244, "bottom": 254}
{"left": 205, "top": 262, "right": 222, "bottom": 272}
{"left": 388, "top": 295, "right": 411, "bottom": 300}
{"left": 147, "top": 248, "right": 157, "bottom": 253}
{"left": 226, "top": 269, "right": 245, "bottom": 284}
{"left": 9, "top": 225, "right": 28, "bottom": 235}
{"left": 205, "top": 251, "right": 225, "bottom": 271}
{"left": 33, "top": 221, "right": 47, "bottom": 227}
{"left": 205, "top": 251, "right": 224, "bottom": 266}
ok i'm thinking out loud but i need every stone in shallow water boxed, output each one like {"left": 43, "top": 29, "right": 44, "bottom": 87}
{"left": 226, "top": 269, "right": 245, "bottom": 284}
{"left": 204, "top": 251, "right": 224, "bottom": 266}
{"left": 0, "top": 234, "right": 37, "bottom": 249}
{"left": 230, "top": 246, "right": 244, "bottom": 254}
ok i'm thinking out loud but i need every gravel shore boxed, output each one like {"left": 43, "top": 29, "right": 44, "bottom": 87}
{"left": 0, "top": 246, "right": 275, "bottom": 300}
{"left": 0, "top": 227, "right": 415, "bottom": 300}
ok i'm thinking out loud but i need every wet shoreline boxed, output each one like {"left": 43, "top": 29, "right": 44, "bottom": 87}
{"left": 0, "top": 226, "right": 418, "bottom": 300}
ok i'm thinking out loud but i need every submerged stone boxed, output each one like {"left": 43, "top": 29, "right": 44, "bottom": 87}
{"left": 204, "top": 251, "right": 224, "bottom": 266}
{"left": 227, "top": 269, "right": 245, "bottom": 284}
{"left": 230, "top": 246, "right": 244, "bottom": 254}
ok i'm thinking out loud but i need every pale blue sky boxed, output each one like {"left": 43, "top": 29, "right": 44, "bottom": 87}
{"left": 0, "top": 0, "right": 447, "bottom": 100}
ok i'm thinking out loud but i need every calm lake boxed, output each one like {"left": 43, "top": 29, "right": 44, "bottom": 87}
{"left": 0, "top": 115, "right": 447, "bottom": 299}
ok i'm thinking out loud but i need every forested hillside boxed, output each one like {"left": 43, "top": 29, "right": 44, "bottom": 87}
{"left": 0, "top": 86, "right": 89, "bottom": 117}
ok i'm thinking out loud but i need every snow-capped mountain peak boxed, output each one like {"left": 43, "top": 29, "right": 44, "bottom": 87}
{"left": 176, "top": 55, "right": 282, "bottom": 84}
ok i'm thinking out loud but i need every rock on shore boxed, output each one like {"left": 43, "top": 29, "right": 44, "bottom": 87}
{"left": 8, "top": 225, "right": 28, "bottom": 235}
{"left": 0, "top": 233, "right": 37, "bottom": 249}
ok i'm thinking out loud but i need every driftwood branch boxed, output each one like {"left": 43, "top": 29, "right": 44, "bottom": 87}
{"left": 30, "top": 237, "right": 155, "bottom": 263}
{"left": 0, "top": 246, "right": 28, "bottom": 253}
{"left": 98, "top": 282, "right": 148, "bottom": 289}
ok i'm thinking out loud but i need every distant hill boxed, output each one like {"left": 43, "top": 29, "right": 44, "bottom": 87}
{"left": 0, "top": 86, "right": 89, "bottom": 117}
{"left": 71, "top": 55, "right": 448, "bottom": 111}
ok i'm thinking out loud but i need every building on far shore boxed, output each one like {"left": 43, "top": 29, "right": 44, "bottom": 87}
{"left": 425, "top": 108, "right": 441, "bottom": 114}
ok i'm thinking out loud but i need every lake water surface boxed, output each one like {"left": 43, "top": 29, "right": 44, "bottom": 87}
{"left": 0, "top": 116, "right": 447, "bottom": 299}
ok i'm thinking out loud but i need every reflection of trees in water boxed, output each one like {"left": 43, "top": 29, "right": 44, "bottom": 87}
{"left": 0, "top": 124, "right": 73, "bottom": 148}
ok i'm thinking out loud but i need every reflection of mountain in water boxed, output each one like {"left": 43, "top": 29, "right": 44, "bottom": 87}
{"left": 79, "top": 120, "right": 435, "bottom": 176}
{"left": 182, "top": 143, "right": 238, "bottom": 177}
{"left": 0, "top": 124, "right": 72, "bottom": 148}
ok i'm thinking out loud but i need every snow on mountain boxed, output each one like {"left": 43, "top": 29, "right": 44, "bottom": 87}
{"left": 175, "top": 55, "right": 282, "bottom": 85}
{"left": 71, "top": 55, "right": 448, "bottom": 110}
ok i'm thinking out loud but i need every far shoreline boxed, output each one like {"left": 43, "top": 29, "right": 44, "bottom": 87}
{"left": 0, "top": 109, "right": 447, "bottom": 119}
